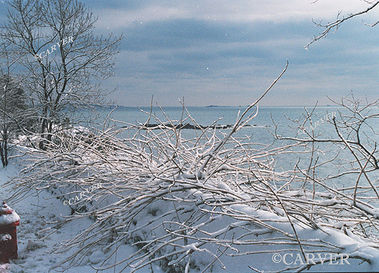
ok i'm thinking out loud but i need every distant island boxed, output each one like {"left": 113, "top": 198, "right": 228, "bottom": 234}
{"left": 206, "top": 105, "right": 220, "bottom": 107}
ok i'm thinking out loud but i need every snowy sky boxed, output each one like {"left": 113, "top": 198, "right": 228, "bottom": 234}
{"left": 1, "top": 0, "right": 379, "bottom": 106}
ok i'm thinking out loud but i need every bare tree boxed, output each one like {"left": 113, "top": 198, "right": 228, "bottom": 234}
{"left": 0, "top": 0, "right": 121, "bottom": 149}
{"left": 0, "top": 44, "right": 32, "bottom": 167}
{"left": 0, "top": 76, "right": 26, "bottom": 167}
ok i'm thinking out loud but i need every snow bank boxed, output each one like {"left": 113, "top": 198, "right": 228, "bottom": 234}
{"left": 6, "top": 113, "right": 379, "bottom": 272}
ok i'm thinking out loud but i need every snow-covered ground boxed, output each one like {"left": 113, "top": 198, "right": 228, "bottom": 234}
{"left": 1, "top": 144, "right": 379, "bottom": 272}
{"left": 0, "top": 160, "right": 163, "bottom": 273}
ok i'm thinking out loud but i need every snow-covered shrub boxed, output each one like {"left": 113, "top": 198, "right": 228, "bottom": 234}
{"left": 6, "top": 69, "right": 379, "bottom": 272}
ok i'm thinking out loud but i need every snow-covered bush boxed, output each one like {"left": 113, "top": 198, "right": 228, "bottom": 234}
{"left": 6, "top": 67, "right": 379, "bottom": 272}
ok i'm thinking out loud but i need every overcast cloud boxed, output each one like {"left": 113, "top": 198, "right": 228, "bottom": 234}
{"left": 1, "top": 0, "right": 378, "bottom": 106}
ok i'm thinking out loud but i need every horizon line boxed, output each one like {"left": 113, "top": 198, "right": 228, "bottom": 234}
{"left": 100, "top": 104, "right": 340, "bottom": 108}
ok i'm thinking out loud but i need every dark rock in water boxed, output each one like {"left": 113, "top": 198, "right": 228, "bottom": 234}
{"left": 139, "top": 123, "right": 234, "bottom": 130}
{"left": 206, "top": 105, "right": 219, "bottom": 108}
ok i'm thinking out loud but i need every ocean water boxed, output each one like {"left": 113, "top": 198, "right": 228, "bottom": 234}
{"left": 81, "top": 106, "right": 357, "bottom": 158}
{"left": 74, "top": 105, "right": 378, "bottom": 185}
{"left": 93, "top": 105, "right": 336, "bottom": 127}
{"left": 74, "top": 105, "right": 378, "bottom": 153}
{"left": 71, "top": 105, "right": 379, "bottom": 225}
{"left": 84, "top": 105, "right": 344, "bottom": 139}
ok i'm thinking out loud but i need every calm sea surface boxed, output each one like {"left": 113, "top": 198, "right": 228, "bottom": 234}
{"left": 82, "top": 106, "right": 345, "bottom": 136}
{"left": 78, "top": 106, "right": 360, "bottom": 148}
{"left": 73, "top": 105, "right": 378, "bottom": 205}
{"left": 96, "top": 106, "right": 336, "bottom": 126}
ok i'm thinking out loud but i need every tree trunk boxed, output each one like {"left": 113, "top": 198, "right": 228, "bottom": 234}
{"left": 0, "top": 128, "right": 8, "bottom": 167}
{"left": 0, "top": 143, "right": 5, "bottom": 167}
{"left": 39, "top": 106, "right": 49, "bottom": 150}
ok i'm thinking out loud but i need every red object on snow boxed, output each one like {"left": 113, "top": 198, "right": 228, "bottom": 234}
{"left": 0, "top": 201, "right": 20, "bottom": 264}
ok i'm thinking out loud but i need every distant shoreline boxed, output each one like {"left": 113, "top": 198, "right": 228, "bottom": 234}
{"left": 91, "top": 104, "right": 343, "bottom": 109}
